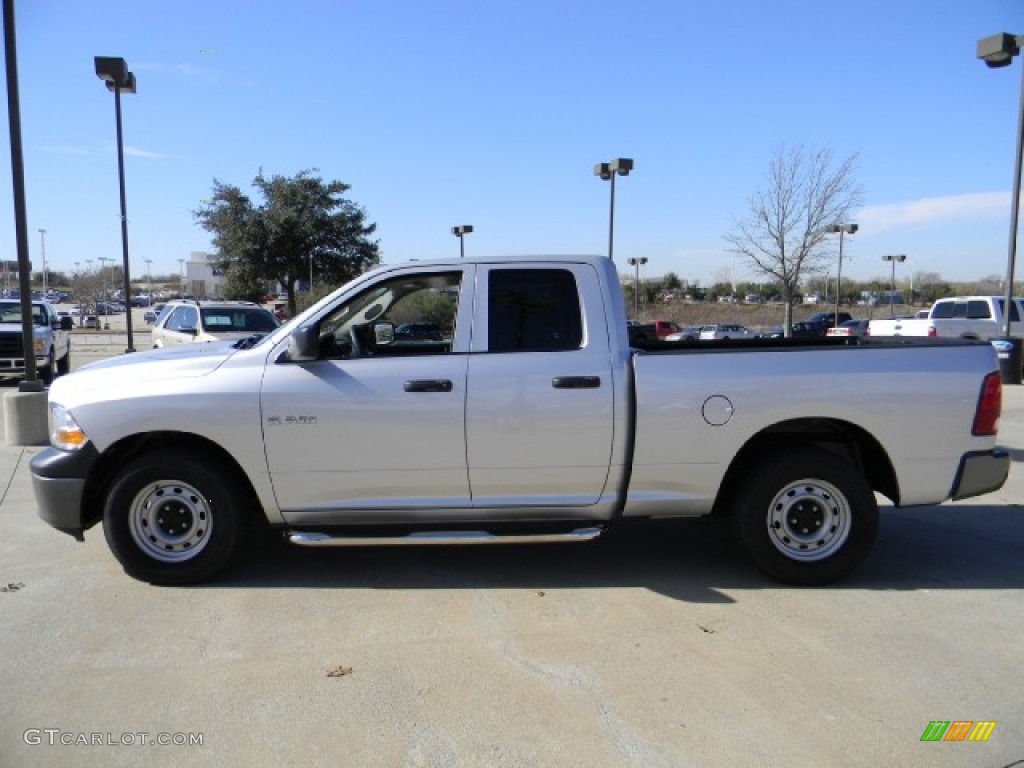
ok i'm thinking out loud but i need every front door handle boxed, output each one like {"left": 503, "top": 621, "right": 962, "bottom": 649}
{"left": 404, "top": 379, "right": 453, "bottom": 393}
{"left": 552, "top": 376, "right": 601, "bottom": 389}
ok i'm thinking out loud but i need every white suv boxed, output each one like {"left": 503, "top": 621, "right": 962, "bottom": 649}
{"left": 152, "top": 300, "right": 279, "bottom": 348}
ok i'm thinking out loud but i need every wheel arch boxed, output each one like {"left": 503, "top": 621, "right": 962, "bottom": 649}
{"left": 714, "top": 417, "right": 899, "bottom": 515}
{"left": 82, "top": 431, "right": 263, "bottom": 529}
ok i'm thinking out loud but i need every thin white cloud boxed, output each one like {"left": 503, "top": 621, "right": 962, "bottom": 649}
{"left": 123, "top": 145, "right": 164, "bottom": 158}
{"left": 859, "top": 192, "right": 1008, "bottom": 233}
{"left": 37, "top": 145, "right": 92, "bottom": 155}
{"left": 103, "top": 142, "right": 164, "bottom": 159}
{"left": 175, "top": 64, "right": 209, "bottom": 78}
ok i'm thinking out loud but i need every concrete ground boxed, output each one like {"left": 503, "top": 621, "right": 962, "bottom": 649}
{"left": 0, "top": 336, "right": 1022, "bottom": 767}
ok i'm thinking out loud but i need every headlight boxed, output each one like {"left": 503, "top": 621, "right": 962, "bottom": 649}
{"left": 34, "top": 338, "right": 45, "bottom": 355}
{"left": 50, "top": 403, "right": 89, "bottom": 450}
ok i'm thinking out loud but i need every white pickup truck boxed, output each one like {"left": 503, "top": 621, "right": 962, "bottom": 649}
{"left": 868, "top": 296, "right": 1024, "bottom": 339}
{"left": 31, "top": 256, "right": 1009, "bottom": 586}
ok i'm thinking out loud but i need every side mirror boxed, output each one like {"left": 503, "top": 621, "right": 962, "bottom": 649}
{"left": 60, "top": 317, "right": 73, "bottom": 331}
{"left": 286, "top": 325, "right": 320, "bottom": 362}
{"left": 372, "top": 321, "right": 395, "bottom": 346}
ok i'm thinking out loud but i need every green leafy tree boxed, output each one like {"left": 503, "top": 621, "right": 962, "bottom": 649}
{"left": 195, "top": 169, "right": 380, "bottom": 316}
{"left": 662, "top": 272, "right": 682, "bottom": 291}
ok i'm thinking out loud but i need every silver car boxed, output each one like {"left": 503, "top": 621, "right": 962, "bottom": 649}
{"left": 151, "top": 300, "right": 279, "bottom": 348}
{"left": 699, "top": 323, "right": 756, "bottom": 340}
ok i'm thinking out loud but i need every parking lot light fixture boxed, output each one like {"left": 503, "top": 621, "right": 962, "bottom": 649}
{"left": 827, "top": 223, "right": 857, "bottom": 326}
{"left": 882, "top": 254, "right": 906, "bottom": 317}
{"left": 451, "top": 225, "right": 473, "bottom": 258}
{"left": 627, "top": 256, "right": 648, "bottom": 320}
{"left": 978, "top": 32, "right": 1024, "bottom": 339}
{"left": 594, "top": 158, "right": 633, "bottom": 261}
{"left": 94, "top": 56, "right": 137, "bottom": 353}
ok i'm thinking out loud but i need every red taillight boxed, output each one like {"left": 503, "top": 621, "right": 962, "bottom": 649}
{"left": 973, "top": 371, "right": 1002, "bottom": 436}
{"left": 927, "top": 325, "right": 937, "bottom": 337}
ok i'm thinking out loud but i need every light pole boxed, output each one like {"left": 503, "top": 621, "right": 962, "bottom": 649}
{"left": 451, "top": 225, "right": 473, "bottom": 258}
{"left": 882, "top": 254, "right": 906, "bottom": 317}
{"left": 98, "top": 256, "right": 112, "bottom": 328}
{"left": 37, "top": 228, "right": 46, "bottom": 295}
{"left": 978, "top": 33, "right": 1024, "bottom": 343}
{"left": 94, "top": 56, "right": 136, "bottom": 352}
{"left": 144, "top": 258, "right": 152, "bottom": 305}
{"left": 308, "top": 253, "right": 313, "bottom": 293}
{"left": 627, "top": 256, "right": 648, "bottom": 320}
{"left": 178, "top": 258, "right": 185, "bottom": 298}
{"left": 827, "top": 223, "right": 857, "bottom": 326}
{"left": 593, "top": 158, "right": 634, "bottom": 261}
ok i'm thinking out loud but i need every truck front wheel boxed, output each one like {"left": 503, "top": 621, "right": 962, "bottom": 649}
{"left": 103, "top": 450, "right": 244, "bottom": 585}
{"left": 732, "top": 450, "right": 878, "bottom": 585}
{"left": 40, "top": 349, "right": 54, "bottom": 385}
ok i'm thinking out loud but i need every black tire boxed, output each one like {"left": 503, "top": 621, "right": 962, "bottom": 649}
{"left": 102, "top": 450, "right": 246, "bottom": 585}
{"left": 40, "top": 348, "right": 55, "bottom": 385}
{"left": 57, "top": 346, "right": 70, "bottom": 376}
{"left": 732, "top": 449, "right": 878, "bottom": 585}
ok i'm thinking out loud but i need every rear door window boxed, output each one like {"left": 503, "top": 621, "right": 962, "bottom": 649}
{"left": 967, "top": 300, "right": 992, "bottom": 320}
{"left": 487, "top": 269, "right": 583, "bottom": 353}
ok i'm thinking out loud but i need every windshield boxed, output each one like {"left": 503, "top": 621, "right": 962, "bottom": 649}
{"left": 200, "top": 307, "right": 279, "bottom": 333}
{"left": 0, "top": 302, "right": 45, "bottom": 325}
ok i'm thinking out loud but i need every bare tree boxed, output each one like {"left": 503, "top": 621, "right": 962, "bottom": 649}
{"left": 725, "top": 145, "right": 863, "bottom": 335}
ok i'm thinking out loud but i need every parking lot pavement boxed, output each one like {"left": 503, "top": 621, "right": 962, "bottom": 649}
{"left": 0, "top": 350, "right": 1022, "bottom": 767}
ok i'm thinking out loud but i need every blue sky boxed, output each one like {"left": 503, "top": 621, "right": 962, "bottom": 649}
{"left": 1, "top": 0, "right": 1022, "bottom": 286}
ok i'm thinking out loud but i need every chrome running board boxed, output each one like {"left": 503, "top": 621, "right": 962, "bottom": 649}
{"left": 288, "top": 526, "right": 604, "bottom": 547}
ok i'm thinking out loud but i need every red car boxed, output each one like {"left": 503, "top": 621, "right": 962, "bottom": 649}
{"left": 650, "top": 320, "right": 681, "bottom": 338}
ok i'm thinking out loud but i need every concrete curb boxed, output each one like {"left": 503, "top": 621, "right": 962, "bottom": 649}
{"left": 2, "top": 390, "right": 48, "bottom": 446}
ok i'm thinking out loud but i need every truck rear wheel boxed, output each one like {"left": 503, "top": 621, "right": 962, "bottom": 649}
{"left": 732, "top": 450, "right": 877, "bottom": 585}
{"left": 102, "top": 450, "right": 244, "bottom": 585}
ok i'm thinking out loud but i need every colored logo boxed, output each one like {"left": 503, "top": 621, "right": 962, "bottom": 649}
{"left": 920, "top": 721, "right": 996, "bottom": 742}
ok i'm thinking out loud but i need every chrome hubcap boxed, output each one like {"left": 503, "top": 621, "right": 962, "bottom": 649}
{"left": 129, "top": 481, "right": 212, "bottom": 563}
{"left": 766, "top": 478, "right": 851, "bottom": 561}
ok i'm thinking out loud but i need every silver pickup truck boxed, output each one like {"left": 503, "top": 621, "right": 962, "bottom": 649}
{"left": 0, "top": 300, "right": 73, "bottom": 384}
{"left": 31, "top": 256, "right": 1009, "bottom": 585}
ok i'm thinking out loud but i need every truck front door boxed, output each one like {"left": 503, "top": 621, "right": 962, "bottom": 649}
{"left": 260, "top": 267, "right": 473, "bottom": 524}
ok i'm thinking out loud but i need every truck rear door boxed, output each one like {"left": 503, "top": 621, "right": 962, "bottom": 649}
{"left": 465, "top": 264, "right": 614, "bottom": 507}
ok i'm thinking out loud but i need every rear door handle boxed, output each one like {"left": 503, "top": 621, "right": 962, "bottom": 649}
{"left": 404, "top": 379, "right": 453, "bottom": 393}
{"left": 552, "top": 376, "right": 601, "bottom": 389}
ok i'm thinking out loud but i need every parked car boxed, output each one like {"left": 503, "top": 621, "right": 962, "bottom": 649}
{"left": 869, "top": 296, "right": 1024, "bottom": 340}
{"left": 143, "top": 303, "right": 167, "bottom": 325}
{"left": 664, "top": 325, "right": 704, "bottom": 341}
{"left": 151, "top": 300, "right": 280, "bottom": 348}
{"left": 649, "top": 320, "right": 681, "bottom": 339}
{"left": 699, "top": 323, "right": 756, "bottom": 340}
{"left": 806, "top": 311, "right": 853, "bottom": 329}
{"left": 827, "top": 319, "right": 871, "bottom": 338}
{"left": 394, "top": 322, "right": 443, "bottom": 341}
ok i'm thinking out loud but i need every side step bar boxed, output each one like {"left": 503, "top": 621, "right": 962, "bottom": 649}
{"left": 289, "top": 526, "right": 605, "bottom": 548}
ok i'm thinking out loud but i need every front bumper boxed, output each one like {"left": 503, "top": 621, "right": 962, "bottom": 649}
{"left": 950, "top": 448, "right": 1010, "bottom": 501}
{"left": 30, "top": 444, "right": 100, "bottom": 540}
